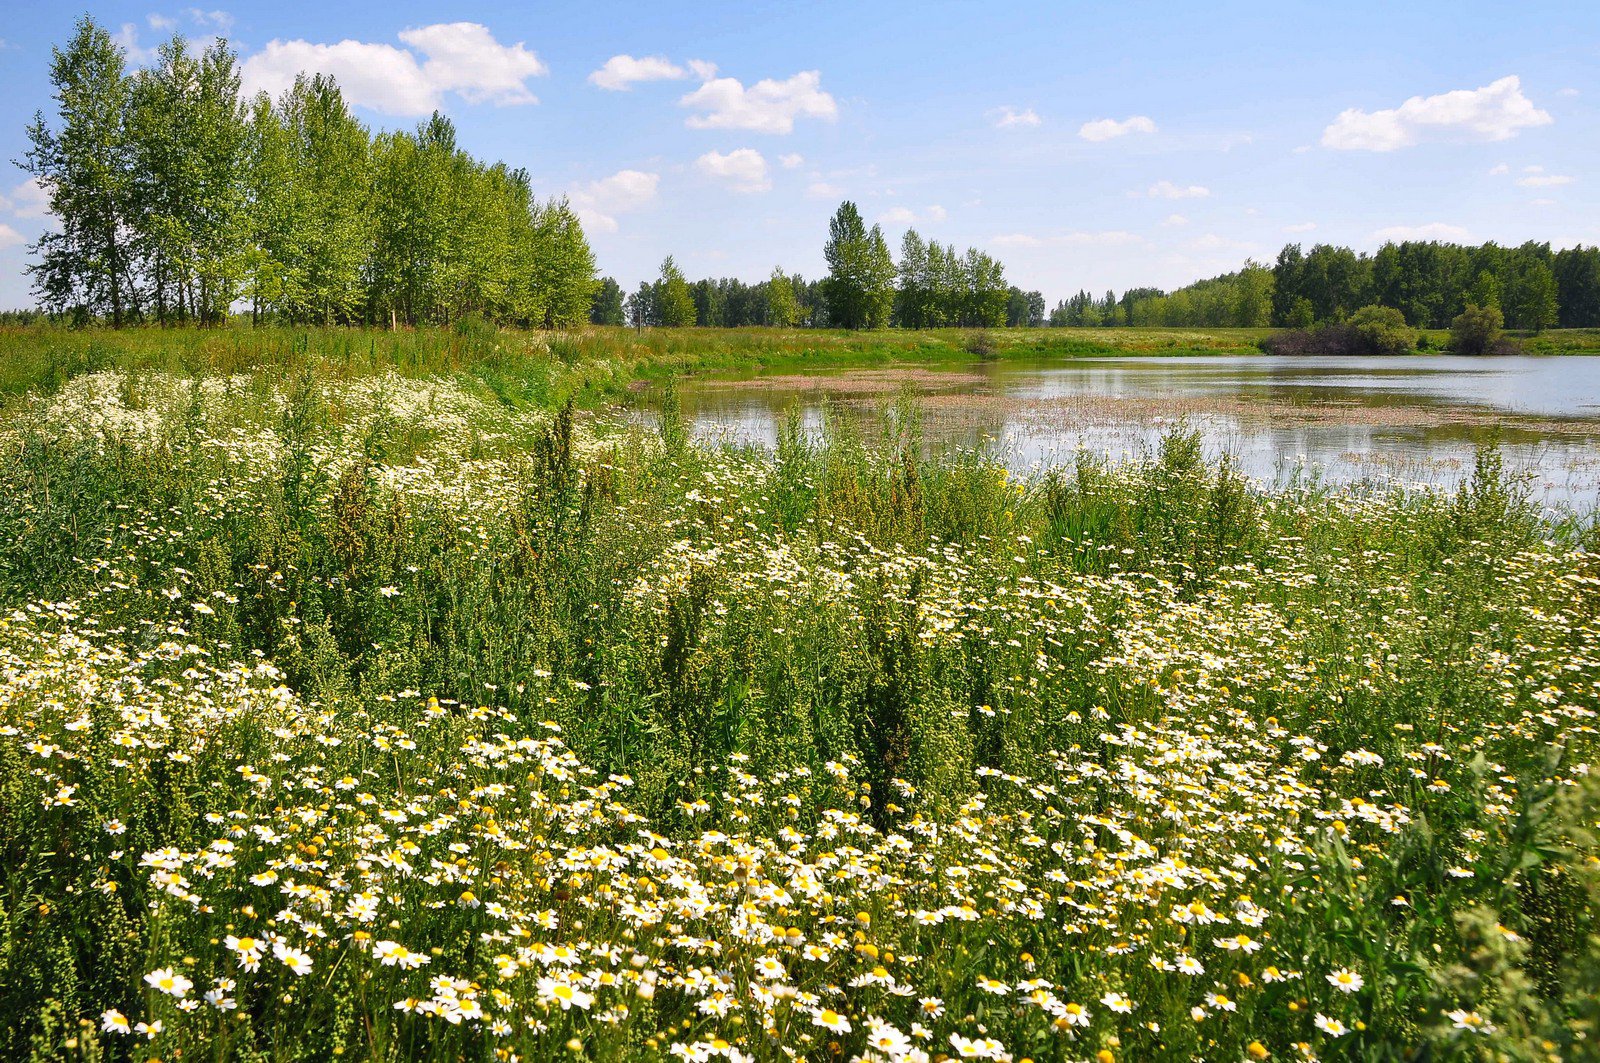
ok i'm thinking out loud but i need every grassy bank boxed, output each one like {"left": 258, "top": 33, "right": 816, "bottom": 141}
{"left": 0, "top": 324, "right": 1293, "bottom": 411}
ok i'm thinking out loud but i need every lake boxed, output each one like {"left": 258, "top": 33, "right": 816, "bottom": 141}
{"left": 640, "top": 354, "right": 1600, "bottom": 508}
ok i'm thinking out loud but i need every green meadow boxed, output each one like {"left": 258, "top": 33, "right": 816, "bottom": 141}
{"left": 0, "top": 328, "right": 1597, "bottom": 1061}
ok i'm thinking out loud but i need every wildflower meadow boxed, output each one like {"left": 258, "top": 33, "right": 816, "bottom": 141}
{"left": 2, "top": 341, "right": 1598, "bottom": 1062}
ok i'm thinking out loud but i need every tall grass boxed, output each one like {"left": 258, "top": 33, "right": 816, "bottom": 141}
{"left": 0, "top": 342, "right": 1597, "bottom": 1061}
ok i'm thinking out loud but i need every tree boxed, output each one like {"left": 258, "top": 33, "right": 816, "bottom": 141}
{"left": 1501, "top": 252, "right": 1558, "bottom": 332}
{"left": 1451, "top": 302, "right": 1505, "bottom": 355}
{"left": 1270, "top": 244, "right": 1305, "bottom": 327}
{"left": 1233, "top": 262, "right": 1275, "bottom": 327}
{"left": 897, "top": 229, "right": 929, "bottom": 327}
{"left": 264, "top": 74, "right": 371, "bottom": 324}
{"left": 766, "top": 267, "right": 798, "bottom": 327}
{"left": 823, "top": 201, "right": 873, "bottom": 329}
{"left": 24, "top": 17, "right": 139, "bottom": 324}
{"left": 864, "top": 225, "right": 896, "bottom": 329}
{"left": 1347, "top": 305, "right": 1415, "bottom": 355}
{"left": 656, "top": 256, "right": 695, "bottom": 327}
{"left": 625, "top": 281, "right": 656, "bottom": 329}
{"left": 590, "top": 277, "right": 624, "bottom": 325}
{"left": 1554, "top": 246, "right": 1600, "bottom": 328}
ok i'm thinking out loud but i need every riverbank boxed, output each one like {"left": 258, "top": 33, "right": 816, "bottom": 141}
{"left": 4, "top": 323, "right": 1598, "bottom": 420}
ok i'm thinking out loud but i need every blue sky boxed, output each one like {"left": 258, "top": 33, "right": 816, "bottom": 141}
{"left": 0, "top": 0, "right": 1597, "bottom": 310}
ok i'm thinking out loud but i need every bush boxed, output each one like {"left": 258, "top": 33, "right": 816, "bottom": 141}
{"left": 1451, "top": 302, "right": 1520, "bottom": 355}
{"left": 1261, "top": 305, "right": 1416, "bottom": 356}
{"left": 1347, "top": 304, "right": 1416, "bottom": 355}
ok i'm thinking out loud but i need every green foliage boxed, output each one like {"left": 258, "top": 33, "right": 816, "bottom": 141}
{"left": 1452, "top": 302, "right": 1508, "bottom": 355}
{"left": 656, "top": 256, "right": 696, "bottom": 328}
{"left": 24, "top": 19, "right": 597, "bottom": 330}
{"left": 1348, "top": 304, "right": 1417, "bottom": 354}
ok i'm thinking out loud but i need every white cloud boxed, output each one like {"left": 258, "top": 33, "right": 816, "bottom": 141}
{"left": 879, "top": 204, "right": 947, "bottom": 226}
{"left": 1146, "top": 180, "right": 1210, "bottom": 199}
{"left": 1321, "top": 75, "right": 1552, "bottom": 151}
{"left": 1488, "top": 162, "right": 1510, "bottom": 175}
{"left": 806, "top": 180, "right": 843, "bottom": 199}
{"left": 1510, "top": 172, "right": 1574, "bottom": 186}
{"left": 1078, "top": 115, "right": 1156, "bottom": 141}
{"left": 1283, "top": 221, "right": 1317, "bottom": 233}
{"left": 240, "top": 23, "right": 546, "bottom": 115}
{"left": 113, "top": 23, "right": 162, "bottom": 66}
{"left": 695, "top": 149, "right": 771, "bottom": 193}
{"left": 1190, "top": 233, "right": 1255, "bottom": 252}
{"left": 1373, "top": 222, "right": 1469, "bottom": 242}
{"left": 679, "top": 70, "right": 836, "bottom": 134}
{"left": 989, "top": 106, "right": 1041, "bottom": 129}
{"left": 0, "top": 223, "right": 23, "bottom": 250}
{"left": 186, "top": 9, "right": 235, "bottom": 31}
{"left": 588, "top": 55, "right": 687, "bottom": 91}
{"left": 992, "top": 230, "right": 1143, "bottom": 249}
{"left": 1557, "top": 87, "right": 1580, "bottom": 98}
{"left": 778, "top": 153, "right": 805, "bottom": 169}
{"left": 1530, "top": 197, "right": 1557, "bottom": 206}
{"left": 1162, "top": 213, "right": 1189, "bottom": 227}
{"left": 568, "top": 169, "right": 660, "bottom": 233}
{"left": 6, "top": 178, "right": 50, "bottom": 219}
{"left": 686, "top": 59, "right": 718, "bottom": 81}
{"left": 149, "top": 13, "right": 179, "bottom": 30}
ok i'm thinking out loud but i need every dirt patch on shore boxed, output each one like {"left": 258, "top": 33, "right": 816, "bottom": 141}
{"left": 706, "top": 368, "right": 992, "bottom": 394}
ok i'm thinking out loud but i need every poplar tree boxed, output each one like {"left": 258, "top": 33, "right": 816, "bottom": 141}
{"left": 823, "top": 201, "right": 870, "bottom": 329}
{"left": 766, "top": 267, "right": 798, "bottom": 327}
{"left": 24, "top": 17, "right": 139, "bottom": 325}
{"left": 657, "top": 256, "right": 695, "bottom": 327}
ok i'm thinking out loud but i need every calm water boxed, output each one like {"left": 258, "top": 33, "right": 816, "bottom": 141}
{"left": 644, "top": 355, "right": 1600, "bottom": 506}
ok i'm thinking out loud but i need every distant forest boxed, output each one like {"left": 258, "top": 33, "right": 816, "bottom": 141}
{"left": 1045, "top": 240, "right": 1599, "bottom": 332}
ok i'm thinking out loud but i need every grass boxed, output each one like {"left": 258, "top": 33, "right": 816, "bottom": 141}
{"left": 0, "top": 333, "right": 1598, "bottom": 1062}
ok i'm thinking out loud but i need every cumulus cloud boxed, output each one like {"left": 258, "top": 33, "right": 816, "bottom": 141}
{"left": 879, "top": 205, "right": 947, "bottom": 225}
{"left": 187, "top": 8, "right": 234, "bottom": 31}
{"left": 240, "top": 23, "right": 547, "bottom": 115}
{"left": 113, "top": 23, "right": 163, "bottom": 66}
{"left": 806, "top": 180, "right": 843, "bottom": 199}
{"left": 1517, "top": 172, "right": 1573, "bottom": 187}
{"left": 988, "top": 106, "right": 1041, "bottom": 129}
{"left": 1079, "top": 115, "right": 1156, "bottom": 141}
{"left": 0, "top": 223, "right": 24, "bottom": 250}
{"left": 588, "top": 54, "right": 695, "bottom": 91}
{"left": 568, "top": 169, "right": 660, "bottom": 233}
{"left": 1283, "top": 221, "right": 1318, "bottom": 233}
{"left": 778, "top": 153, "right": 805, "bottom": 169}
{"left": 6, "top": 178, "right": 50, "bottom": 219}
{"left": 679, "top": 71, "right": 836, "bottom": 134}
{"left": 1145, "top": 180, "right": 1210, "bottom": 200}
{"left": 695, "top": 149, "right": 771, "bottom": 193}
{"left": 1322, "top": 76, "right": 1551, "bottom": 151}
{"left": 1373, "top": 222, "right": 1469, "bottom": 242}
{"left": 991, "top": 230, "right": 1143, "bottom": 249}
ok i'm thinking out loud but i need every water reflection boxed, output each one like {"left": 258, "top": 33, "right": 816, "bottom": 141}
{"left": 643, "top": 355, "right": 1600, "bottom": 506}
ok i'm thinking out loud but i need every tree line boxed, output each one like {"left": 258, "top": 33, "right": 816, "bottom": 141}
{"left": 22, "top": 18, "right": 596, "bottom": 327}
{"left": 592, "top": 201, "right": 1043, "bottom": 329}
{"left": 1051, "top": 241, "right": 1600, "bottom": 332}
